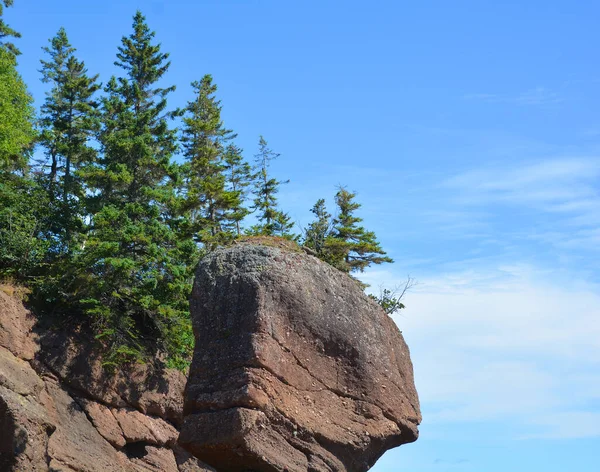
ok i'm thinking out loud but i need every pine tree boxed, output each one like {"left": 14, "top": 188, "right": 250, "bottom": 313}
{"left": 75, "top": 11, "right": 196, "bottom": 367}
{"left": 181, "top": 75, "right": 241, "bottom": 249}
{"left": 38, "top": 27, "right": 100, "bottom": 251}
{"left": 249, "top": 136, "right": 294, "bottom": 237}
{"left": 0, "top": 0, "right": 20, "bottom": 55}
{"left": 328, "top": 187, "right": 393, "bottom": 273}
{"left": 223, "top": 144, "right": 252, "bottom": 236}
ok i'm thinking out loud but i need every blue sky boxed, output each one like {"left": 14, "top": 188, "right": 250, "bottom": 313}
{"left": 7, "top": 1, "right": 600, "bottom": 470}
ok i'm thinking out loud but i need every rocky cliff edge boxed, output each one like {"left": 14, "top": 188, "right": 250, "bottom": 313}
{"left": 0, "top": 240, "right": 420, "bottom": 472}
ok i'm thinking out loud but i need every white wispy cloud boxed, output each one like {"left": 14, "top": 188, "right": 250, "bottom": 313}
{"left": 441, "top": 157, "right": 600, "bottom": 257}
{"left": 361, "top": 265, "right": 600, "bottom": 439}
{"left": 464, "top": 87, "right": 562, "bottom": 106}
{"left": 444, "top": 158, "right": 600, "bottom": 207}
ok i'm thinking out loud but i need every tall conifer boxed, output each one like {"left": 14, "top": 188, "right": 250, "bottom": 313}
{"left": 328, "top": 188, "right": 392, "bottom": 272}
{"left": 38, "top": 27, "right": 100, "bottom": 251}
{"left": 249, "top": 136, "right": 294, "bottom": 237}
{"left": 223, "top": 144, "right": 252, "bottom": 236}
{"left": 304, "top": 198, "right": 333, "bottom": 256}
{"left": 75, "top": 11, "right": 196, "bottom": 366}
{"left": 181, "top": 75, "right": 241, "bottom": 248}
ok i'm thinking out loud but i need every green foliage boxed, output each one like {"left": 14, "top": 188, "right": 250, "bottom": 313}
{"left": 69, "top": 11, "right": 198, "bottom": 366}
{"left": 328, "top": 187, "right": 393, "bottom": 273}
{"left": 86, "top": 11, "right": 179, "bottom": 207}
{"left": 0, "top": 0, "right": 20, "bottom": 55}
{"left": 0, "top": 3, "right": 404, "bottom": 369}
{"left": 368, "top": 279, "right": 414, "bottom": 315}
{"left": 249, "top": 136, "right": 295, "bottom": 238}
{"left": 181, "top": 75, "right": 246, "bottom": 249}
{"left": 304, "top": 193, "right": 404, "bottom": 311}
{"left": 38, "top": 27, "right": 100, "bottom": 253}
{"left": 304, "top": 198, "right": 333, "bottom": 256}
{"left": 302, "top": 188, "right": 392, "bottom": 273}
{"left": 0, "top": 18, "right": 41, "bottom": 282}
{"left": 369, "top": 289, "right": 405, "bottom": 314}
{"left": 0, "top": 175, "right": 50, "bottom": 280}
{"left": 223, "top": 144, "right": 252, "bottom": 236}
{"left": 0, "top": 48, "right": 35, "bottom": 171}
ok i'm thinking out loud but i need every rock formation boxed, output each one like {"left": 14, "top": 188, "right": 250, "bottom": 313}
{"left": 0, "top": 240, "right": 420, "bottom": 472}
{"left": 180, "top": 241, "right": 421, "bottom": 471}
{"left": 0, "top": 288, "right": 214, "bottom": 472}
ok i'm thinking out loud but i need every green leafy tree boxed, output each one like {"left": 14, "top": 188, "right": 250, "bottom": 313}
{"left": 223, "top": 144, "right": 252, "bottom": 236}
{"left": 0, "top": 175, "right": 50, "bottom": 280}
{"left": 181, "top": 75, "right": 241, "bottom": 248}
{"left": 0, "top": 48, "right": 35, "bottom": 171}
{"left": 0, "top": 8, "right": 42, "bottom": 281}
{"left": 328, "top": 187, "right": 393, "bottom": 273}
{"left": 0, "top": 0, "right": 20, "bottom": 55}
{"left": 249, "top": 136, "right": 294, "bottom": 237}
{"left": 74, "top": 11, "right": 197, "bottom": 367}
{"left": 38, "top": 27, "right": 101, "bottom": 251}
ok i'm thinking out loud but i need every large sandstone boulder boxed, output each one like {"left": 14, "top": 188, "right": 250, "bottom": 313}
{"left": 180, "top": 242, "right": 421, "bottom": 472}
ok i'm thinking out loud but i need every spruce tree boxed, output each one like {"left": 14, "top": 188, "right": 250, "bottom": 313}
{"left": 304, "top": 198, "right": 333, "bottom": 256}
{"left": 328, "top": 187, "right": 393, "bottom": 273}
{"left": 223, "top": 144, "right": 252, "bottom": 236}
{"left": 38, "top": 27, "right": 100, "bottom": 251}
{"left": 181, "top": 75, "right": 241, "bottom": 248}
{"left": 249, "top": 136, "right": 294, "bottom": 237}
{"left": 0, "top": 0, "right": 20, "bottom": 55}
{"left": 75, "top": 11, "right": 196, "bottom": 367}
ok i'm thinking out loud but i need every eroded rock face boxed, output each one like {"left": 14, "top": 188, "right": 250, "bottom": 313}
{"left": 180, "top": 243, "right": 421, "bottom": 472}
{"left": 0, "top": 289, "right": 38, "bottom": 360}
{"left": 0, "top": 288, "right": 214, "bottom": 472}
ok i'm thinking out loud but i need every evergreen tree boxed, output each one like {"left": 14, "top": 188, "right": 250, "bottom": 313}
{"left": 38, "top": 27, "right": 100, "bottom": 251}
{"left": 181, "top": 75, "right": 241, "bottom": 248}
{"left": 249, "top": 136, "right": 294, "bottom": 237}
{"left": 304, "top": 198, "right": 333, "bottom": 256}
{"left": 272, "top": 211, "right": 295, "bottom": 238}
{"left": 223, "top": 144, "right": 252, "bottom": 236}
{"left": 74, "top": 11, "right": 197, "bottom": 367}
{"left": 328, "top": 187, "right": 393, "bottom": 273}
{"left": 0, "top": 0, "right": 20, "bottom": 55}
